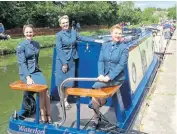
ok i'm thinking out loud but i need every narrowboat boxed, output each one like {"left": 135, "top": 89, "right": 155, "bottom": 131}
{"left": 7, "top": 28, "right": 169, "bottom": 134}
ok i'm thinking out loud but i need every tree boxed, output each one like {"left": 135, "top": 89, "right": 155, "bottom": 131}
{"left": 0, "top": 1, "right": 38, "bottom": 28}
{"left": 117, "top": 1, "right": 142, "bottom": 24}
{"left": 141, "top": 7, "right": 159, "bottom": 24}
{"left": 0, "top": 1, "right": 168, "bottom": 29}
{"left": 167, "top": 6, "right": 176, "bottom": 19}
{"left": 32, "top": 2, "right": 62, "bottom": 27}
{"left": 117, "top": 1, "right": 135, "bottom": 22}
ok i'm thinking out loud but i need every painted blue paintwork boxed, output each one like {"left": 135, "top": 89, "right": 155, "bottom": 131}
{"left": 8, "top": 118, "right": 106, "bottom": 134}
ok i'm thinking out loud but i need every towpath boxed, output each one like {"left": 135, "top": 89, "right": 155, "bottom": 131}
{"left": 134, "top": 30, "right": 176, "bottom": 134}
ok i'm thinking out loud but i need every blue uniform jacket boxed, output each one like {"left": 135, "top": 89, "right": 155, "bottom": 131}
{"left": 0, "top": 25, "right": 5, "bottom": 33}
{"left": 56, "top": 29, "right": 94, "bottom": 65}
{"left": 16, "top": 40, "right": 40, "bottom": 78}
{"left": 93, "top": 41, "right": 129, "bottom": 88}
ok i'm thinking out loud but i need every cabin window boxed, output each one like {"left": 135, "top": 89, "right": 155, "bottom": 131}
{"left": 141, "top": 50, "right": 147, "bottom": 75}
{"left": 132, "top": 62, "right": 136, "bottom": 83}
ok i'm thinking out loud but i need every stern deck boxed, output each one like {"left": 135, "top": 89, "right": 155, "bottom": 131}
{"left": 23, "top": 101, "right": 117, "bottom": 130}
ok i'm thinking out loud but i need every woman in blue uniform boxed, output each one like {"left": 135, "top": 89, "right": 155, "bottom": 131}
{"left": 90, "top": 24, "right": 129, "bottom": 128}
{"left": 55, "top": 15, "right": 101, "bottom": 109}
{"left": 16, "top": 24, "right": 51, "bottom": 123}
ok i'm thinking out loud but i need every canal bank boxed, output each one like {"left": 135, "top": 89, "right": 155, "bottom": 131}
{"left": 0, "top": 28, "right": 109, "bottom": 55}
{"left": 133, "top": 30, "right": 176, "bottom": 134}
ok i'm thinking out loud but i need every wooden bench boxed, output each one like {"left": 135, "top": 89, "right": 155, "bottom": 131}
{"left": 66, "top": 85, "right": 121, "bottom": 98}
{"left": 9, "top": 80, "right": 48, "bottom": 124}
{"left": 9, "top": 80, "right": 47, "bottom": 92}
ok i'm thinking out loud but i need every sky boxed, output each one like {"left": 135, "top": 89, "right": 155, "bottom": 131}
{"left": 134, "top": 1, "right": 176, "bottom": 10}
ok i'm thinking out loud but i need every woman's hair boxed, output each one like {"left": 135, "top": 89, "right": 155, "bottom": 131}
{"left": 58, "top": 15, "right": 69, "bottom": 24}
{"left": 110, "top": 24, "right": 122, "bottom": 33}
{"left": 23, "top": 24, "right": 34, "bottom": 33}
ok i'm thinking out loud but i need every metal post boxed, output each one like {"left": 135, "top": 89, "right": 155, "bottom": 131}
{"left": 76, "top": 96, "right": 80, "bottom": 130}
{"left": 36, "top": 93, "right": 40, "bottom": 124}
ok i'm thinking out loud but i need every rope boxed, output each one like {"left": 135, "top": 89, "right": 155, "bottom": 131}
{"left": 23, "top": 94, "right": 36, "bottom": 116}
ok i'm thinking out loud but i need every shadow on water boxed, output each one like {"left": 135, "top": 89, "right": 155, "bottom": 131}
{"left": 0, "top": 47, "right": 53, "bottom": 134}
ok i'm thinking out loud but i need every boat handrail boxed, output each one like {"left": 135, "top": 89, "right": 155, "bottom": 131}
{"left": 55, "top": 77, "right": 98, "bottom": 127}
{"left": 55, "top": 77, "right": 121, "bottom": 128}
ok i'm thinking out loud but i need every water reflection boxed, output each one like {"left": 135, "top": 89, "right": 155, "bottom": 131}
{"left": 0, "top": 66, "right": 7, "bottom": 73}
{"left": 0, "top": 48, "right": 53, "bottom": 134}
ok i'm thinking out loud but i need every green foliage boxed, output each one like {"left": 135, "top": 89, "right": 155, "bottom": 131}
{"left": 32, "top": 2, "right": 62, "bottom": 27}
{"left": 0, "top": 1, "right": 175, "bottom": 29}
{"left": 117, "top": 2, "right": 141, "bottom": 24}
{"left": 167, "top": 6, "right": 176, "bottom": 19}
{"left": 141, "top": 7, "right": 159, "bottom": 25}
{"left": 0, "top": 1, "right": 38, "bottom": 28}
{"left": 61, "top": 1, "right": 118, "bottom": 26}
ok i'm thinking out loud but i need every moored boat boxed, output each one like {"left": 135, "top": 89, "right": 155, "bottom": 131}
{"left": 8, "top": 28, "right": 169, "bottom": 134}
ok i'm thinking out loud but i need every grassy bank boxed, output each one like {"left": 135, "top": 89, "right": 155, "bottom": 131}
{"left": 0, "top": 35, "right": 55, "bottom": 55}
{"left": 0, "top": 29, "right": 109, "bottom": 55}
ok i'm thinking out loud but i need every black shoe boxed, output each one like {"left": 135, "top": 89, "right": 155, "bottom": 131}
{"left": 47, "top": 119, "right": 53, "bottom": 124}
{"left": 92, "top": 118, "right": 101, "bottom": 129}
{"left": 40, "top": 115, "right": 48, "bottom": 124}
{"left": 92, "top": 122, "right": 99, "bottom": 129}
{"left": 47, "top": 115, "right": 53, "bottom": 124}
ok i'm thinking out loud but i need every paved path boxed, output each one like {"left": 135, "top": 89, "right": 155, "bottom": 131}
{"left": 134, "top": 31, "right": 176, "bottom": 134}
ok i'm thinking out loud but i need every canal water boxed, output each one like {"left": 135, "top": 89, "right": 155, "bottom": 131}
{"left": 0, "top": 48, "right": 53, "bottom": 134}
